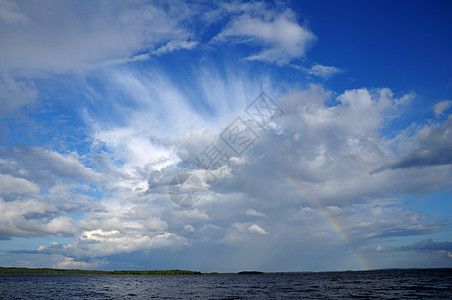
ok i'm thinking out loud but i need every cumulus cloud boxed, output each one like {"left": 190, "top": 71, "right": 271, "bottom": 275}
{"left": 0, "top": 144, "right": 108, "bottom": 241}
{"left": 54, "top": 257, "right": 105, "bottom": 269}
{"left": 213, "top": 85, "right": 438, "bottom": 208}
{"left": 0, "top": 198, "right": 76, "bottom": 239}
{"left": 219, "top": 222, "right": 270, "bottom": 245}
{"left": 0, "top": 146, "right": 105, "bottom": 187}
{"left": 0, "top": 174, "right": 39, "bottom": 194}
{"left": 41, "top": 230, "right": 188, "bottom": 258}
{"left": 248, "top": 224, "right": 268, "bottom": 235}
{"left": 78, "top": 210, "right": 168, "bottom": 234}
{"left": 46, "top": 216, "right": 75, "bottom": 235}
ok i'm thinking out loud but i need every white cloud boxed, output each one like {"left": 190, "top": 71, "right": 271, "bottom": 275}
{"left": 0, "top": 0, "right": 31, "bottom": 25}
{"left": 372, "top": 115, "right": 452, "bottom": 172}
{"left": 43, "top": 231, "right": 188, "bottom": 258}
{"left": 153, "top": 40, "right": 198, "bottom": 55}
{"left": 83, "top": 70, "right": 211, "bottom": 190}
{"left": 79, "top": 67, "right": 274, "bottom": 215}
{"left": 0, "top": 1, "right": 195, "bottom": 74}
{"left": 326, "top": 205, "right": 341, "bottom": 214}
{"left": 93, "top": 126, "right": 179, "bottom": 173}
{"left": 46, "top": 216, "right": 75, "bottom": 235}
{"left": 1, "top": 77, "right": 450, "bottom": 269}
{"left": 0, "top": 198, "right": 76, "bottom": 239}
{"left": 172, "top": 209, "right": 209, "bottom": 221}
{"left": 0, "top": 144, "right": 108, "bottom": 240}
{"left": 309, "top": 64, "right": 343, "bottom": 77}
{"left": 214, "top": 10, "right": 316, "bottom": 64}
{"left": 76, "top": 206, "right": 169, "bottom": 235}
{"left": 144, "top": 217, "right": 169, "bottom": 232}
{"left": 0, "top": 74, "right": 37, "bottom": 116}
{"left": 54, "top": 257, "right": 104, "bottom": 269}
{"left": 248, "top": 224, "right": 268, "bottom": 235}
{"left": 434, "top": 100, "right": 452, "bottom": 117}
{"left": 184, "top": 224, "right": 194, "bottom": 232}
{"left": 246, "top": 208, "right": 266, "bottom": 217}
{"left": 220, "top": 222, "right": 270, "bottom": 245}
{"left": 49, "top": 82, "right": 447, "bottom": 264}
{"left": 0, "top": 1, "right": 450, "bottom": 271}
{"left": 300, "top": 64, "right": 343, "bottom": 78}
{"left": 0, "top": 174, "right": 39, "bottom": 194}
{"left": 0, "top": 146, "right": 105, "bottom": 187}
{"left": 197, "top": 84, "right": 449, "bottom": 223}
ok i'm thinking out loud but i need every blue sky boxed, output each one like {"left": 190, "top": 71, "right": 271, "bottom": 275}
{"left": 0, "top": 0, "right": 451, "bottom": 272}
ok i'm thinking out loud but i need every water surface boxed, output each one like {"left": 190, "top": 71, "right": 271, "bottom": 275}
{"left": 1, "top": 269, "right": 451, "bottom": 299}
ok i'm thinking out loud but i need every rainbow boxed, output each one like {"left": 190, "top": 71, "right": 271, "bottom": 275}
{"left": 271, "top": 169, "right": 370, "bottom": 270}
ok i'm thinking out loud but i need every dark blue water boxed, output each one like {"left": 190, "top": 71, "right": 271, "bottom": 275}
{"left": 1, "top": 269, "right": 451, "bottom": 299}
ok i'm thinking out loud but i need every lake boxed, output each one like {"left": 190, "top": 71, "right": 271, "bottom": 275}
{"left": 1, "top": 269, "right": 451, "bottom": 299}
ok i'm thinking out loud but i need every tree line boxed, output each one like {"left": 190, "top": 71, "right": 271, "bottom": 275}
{"left": 0, "top": 267, "right": 201, "bottom": 275}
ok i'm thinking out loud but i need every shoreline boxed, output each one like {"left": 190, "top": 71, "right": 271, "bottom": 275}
{"left": 1, "top": 267, "right": 451, "bottom": 276}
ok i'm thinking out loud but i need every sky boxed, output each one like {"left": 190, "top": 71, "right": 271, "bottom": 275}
{"left": 0, "top": 0, "right": 451, "bottom": 272}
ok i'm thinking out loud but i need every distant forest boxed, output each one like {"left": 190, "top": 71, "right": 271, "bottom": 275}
{"left": 0, "top": 267, "right": 201, "bottom": 275}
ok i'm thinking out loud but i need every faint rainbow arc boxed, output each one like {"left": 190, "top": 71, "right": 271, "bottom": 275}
{"left": 271, "top": 169, "right": 370, "bottom": 270}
